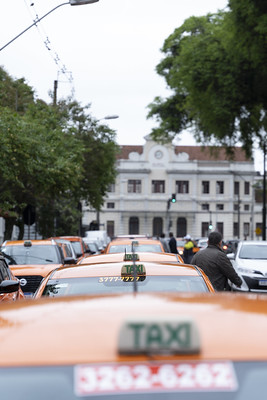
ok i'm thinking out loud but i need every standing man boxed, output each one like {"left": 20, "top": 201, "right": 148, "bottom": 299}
{"left": 159, "top": 233, "right": 171, "bottom": 253}
{"left": 168, "top": 232, "right": 178, "bottom": 254}
{"left": 191, "top": 231, "right": 242, "bottom": 291}
{"left": 183, "top": 234, "right": 194, "bottom": 264}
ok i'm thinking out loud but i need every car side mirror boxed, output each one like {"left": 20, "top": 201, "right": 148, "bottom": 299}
{"left": 227, "top": 253, "right": 235, "bottom": 260}
{"left": 64, "top": 257, "right": 77, "bottom": 265}
{"left": 0, "top": 280, "right": 20, "bottom": 293}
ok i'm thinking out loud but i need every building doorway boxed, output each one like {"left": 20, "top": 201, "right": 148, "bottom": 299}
{"left": 177, "top": 217, "right": 187, "bottom": 237}
{"left": 153, "top": 217, "right": 163, "bottom": 237}
{"left": 129, "top": 217, "right": 139, "bottom": 234}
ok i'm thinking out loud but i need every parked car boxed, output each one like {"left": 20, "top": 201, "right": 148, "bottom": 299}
{"left": 104, "top": 238, "right": 166, "bottom": 254}
{"left": 223, "top": 239, "right": 240, "bottom": 254}
{"left": 34, "top": 251, "right": 210, "bottom": 298}
{"left": 84, "top": 240, "right": 101, "bottom": 255}
{"left": 52, "top": 236, "right": 91, "bottom": 260}
{"left": 1, "top": 239, "right": 71, "bottom": 297}
{"left": 228, "top": 240, "right": 267, "bottom": 292}
{"left": 50, "top": 238, "right": 78, "bottom": 264}
{"left": 1, "top": 292, "right": 267, "bottom": 399}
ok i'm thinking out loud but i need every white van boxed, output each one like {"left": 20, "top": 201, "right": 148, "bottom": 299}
{"left": 83, "top": 230, "right": 109, "bottom": 250}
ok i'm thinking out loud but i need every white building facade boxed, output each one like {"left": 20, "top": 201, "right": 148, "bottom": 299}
{"left": 83, "top": 135, "right": 262, "bottom": 241}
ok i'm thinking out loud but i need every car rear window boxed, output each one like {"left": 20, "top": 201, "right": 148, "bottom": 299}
{"left": 108, "top": 244, "right": 163, "bottom": 253}
{"left": 41, "top": 275, "right": 209, "bottom": 297}
{"left": 2, "top": 245, "right": 60, "bottom": 265}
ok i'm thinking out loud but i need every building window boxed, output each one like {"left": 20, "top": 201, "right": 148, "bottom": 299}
{"left": 107, "top": 221, "right": 114, "bottom": 238}
{"left": 233, "top": 222, "right": 239, "bottom": 237}
{"left": 244, "top": 181, "right": 250, "bottom": 195}
{"left": 234, "top": 181, "right": 239, "bottom": 195}
{"left": 202, "top": 203, "right": 209, "bottom": 211}
{"left": 234, "top": 203, "right": 239, "bottom": 211}
{"left": 107, "top": 183, "right": 115, "bottom": 193}
{"left": 216, "top": 204, "right": 224, "bottom": 210}
{"left": 201, "top": 222, "right": 209, "bottom": 237}
{"left": 176, "top": 180, "right": 189, "bottom": 194}
{"left": 152, "top": 180, "right": 165, "bottom": 193}
{"left": 129, "top": 217, "right": 139, "bottom": 234}
{"left": 202, "top": 181, "right": 210, "bottom": 194}
{"left": 107, "top": 202, "right": 115, "bottom": 209}
{"left": 243, "top": 222, "right": 250, "bottom": 237}
{"left": 216, "top": 181, "right": 224, "bottom": 194}
{"left": 128, "top": 180, "right": 141, "bottom": 193}
{"left": 217, "top": 222, "right": 224, "bottom": 236}
{"left": 244, "top": 204, "right": 250, "bottom": 211}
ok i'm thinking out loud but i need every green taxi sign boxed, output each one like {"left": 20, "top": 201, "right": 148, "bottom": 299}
{"left": 124, "top": 253, "right": 140, "bottom": 262}
{"left": 121, "top": 264, "right": 146, "bottom": 276}
{"left": 118, "top": 316, "right": 200, "bottom": 355}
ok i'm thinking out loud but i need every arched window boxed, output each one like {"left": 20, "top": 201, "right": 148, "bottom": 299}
{"left": 177, "top": 217, "right": 186, "bottom": 237}
{"left": 153, "top": 217, "right": 163, "bottom": 237}
{"left": 129, "top": 217, "right": 139, "bottom": 235}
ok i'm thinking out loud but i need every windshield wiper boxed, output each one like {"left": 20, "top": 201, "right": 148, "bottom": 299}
{"left": 1, "top": 252, "right": 17, "bottom": 265}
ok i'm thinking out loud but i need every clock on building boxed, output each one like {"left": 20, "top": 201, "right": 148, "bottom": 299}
{"left": 155, "top": 150, "right": 163, "bottom": 159}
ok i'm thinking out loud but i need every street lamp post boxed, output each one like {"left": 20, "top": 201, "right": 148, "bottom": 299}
{"left": 95, "top": 114, "right": 119, "bottom": 229}
{"left": 0, "top": 0, "right": 99, "bottom": 52}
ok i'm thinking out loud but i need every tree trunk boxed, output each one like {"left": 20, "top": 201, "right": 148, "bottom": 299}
{"left": 3, "top": 217, "right": 16, "bottom": 241}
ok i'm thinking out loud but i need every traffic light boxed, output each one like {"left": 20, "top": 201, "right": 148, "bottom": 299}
{"left": 171, "top": 193, "right": 176, "bottom": 203}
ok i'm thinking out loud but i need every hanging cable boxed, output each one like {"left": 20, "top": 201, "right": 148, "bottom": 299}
{"left": 23, "top": 0, "right": 75, "bottom": 100}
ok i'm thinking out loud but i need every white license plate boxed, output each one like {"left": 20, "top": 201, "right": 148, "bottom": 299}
{"left": 259, "top": 280, "right": 267, "bottom": 286}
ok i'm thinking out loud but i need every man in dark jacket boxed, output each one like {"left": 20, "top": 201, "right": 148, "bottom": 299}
{"left": 168, "top": 232, "right": 178, "bottom": 254}
{"left": 191, "top": 231, "right": 242, "bottom": 291}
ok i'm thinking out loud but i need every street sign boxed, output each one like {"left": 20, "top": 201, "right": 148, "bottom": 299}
{"left": 255, "top": 227, "right": 262, "bottom": 235}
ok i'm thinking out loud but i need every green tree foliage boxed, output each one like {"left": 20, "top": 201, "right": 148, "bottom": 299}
{"left": 0, "top": 67, "right": 118, "bottom": 238}
{"left": 147, "top": 0, "right": 267, "bottom": 157}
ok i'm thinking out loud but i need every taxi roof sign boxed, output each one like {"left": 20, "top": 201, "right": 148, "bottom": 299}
{"left": 118, "top": 315, "right": 200, "bottom": 355}
{"left": 121, "top": 264, "right": 146, "bottom": 277}
{"left": 123, "top": 253, "right": 139, "bottom": 262}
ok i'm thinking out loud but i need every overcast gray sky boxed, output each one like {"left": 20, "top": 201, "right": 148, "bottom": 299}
{"left": 0, "top": 0, "right": 263, "bottom": 172}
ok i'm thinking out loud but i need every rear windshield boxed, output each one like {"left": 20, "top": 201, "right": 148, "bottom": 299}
{"left": 41, "top": 275, "right": 209, "bottom": 297}
{"left": 1, "top": 245, "right": 60, "bottom": 265}
{"left": 108, "top": 244, "right": 163, "bottom": 253}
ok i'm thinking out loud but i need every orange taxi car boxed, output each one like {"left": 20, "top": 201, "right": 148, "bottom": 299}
{"left": 0, "top": 292, "right": 267, "bottom": 399}
{"left": 34, "top": 253, "right": 214, "bottom": 298}
{"left": 51, "top": 236, "right": 91, "bottom": 260}
{"left": 1, "top": 239, "right": 75, "bottom": 297}
{"left": 104, "top": 237, "right": 166, "bottom": 254}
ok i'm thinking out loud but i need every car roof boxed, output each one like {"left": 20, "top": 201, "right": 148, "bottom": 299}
{"left": 78, "top": 252, "right": 183, "bottom": 265}
{"left": 2, "top": 239, "right": 57, "bottom": 246}
{"left": 44, "top": 261, "right": 204, "bottom": 279}
{"left": 238, "top": 240, "right": 267, "bottom": 245}
{"left": 108, "top": 238, "right": 163, "bottom": 244}
{"left": 0, "top": 292, "right": 267, "bottom": 366}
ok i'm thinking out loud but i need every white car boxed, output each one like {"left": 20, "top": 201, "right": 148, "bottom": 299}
{"left": 228, "top": 240, "right": 267, "bottom": 292}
